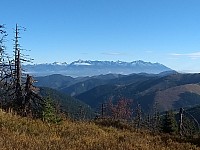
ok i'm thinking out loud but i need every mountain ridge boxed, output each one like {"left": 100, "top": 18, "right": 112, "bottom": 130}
{"left": 34, "top": 72, "right": 200, "bottom": 113}
{"left": 24, "top": 60, "right": 173, "bottom": 77}
{"left": 75, "top": 73, "right": 200, "bottom": 112}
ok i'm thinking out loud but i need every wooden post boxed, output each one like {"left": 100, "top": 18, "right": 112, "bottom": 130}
{"left": 179, "top": 108, "right": 183, "bottom": 136}
{"left": 101, "top": 103, "right": 104, "bottom": 118}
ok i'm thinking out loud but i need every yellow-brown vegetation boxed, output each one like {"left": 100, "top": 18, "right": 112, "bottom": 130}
{"left": 0, "top": 110, "right": 199, "bottom": 150}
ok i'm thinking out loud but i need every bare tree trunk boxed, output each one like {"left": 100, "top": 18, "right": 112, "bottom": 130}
{"left": 179, "top": 108, "right": 183, "bottom": 136}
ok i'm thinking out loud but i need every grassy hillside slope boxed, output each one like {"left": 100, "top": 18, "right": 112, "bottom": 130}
{"left": 0, "top": 110, "right": 199, "bottom": 150}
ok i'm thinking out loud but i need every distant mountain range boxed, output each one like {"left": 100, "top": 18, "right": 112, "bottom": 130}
{"left": 34, "top": 71, "right": 200, "bottom": 115}
{"left": 24, "top": 60, "right": 173, "bottom": 77}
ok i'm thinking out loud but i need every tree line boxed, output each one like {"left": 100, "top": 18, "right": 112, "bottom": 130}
{"left": 94, "top": 98, "right": 200, "bottom": 138}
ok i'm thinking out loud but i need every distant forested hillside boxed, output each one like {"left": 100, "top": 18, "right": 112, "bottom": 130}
{"left": 39, "top": 87, "right": 95, "bottom": 119}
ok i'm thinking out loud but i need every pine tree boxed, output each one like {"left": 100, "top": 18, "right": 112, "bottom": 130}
{"left": 152, "top": 102, "right": 161, "bottom": 132}
{"left": 162, "top": 110, "right": 178, "bottom": 134}
{"left": 42, "top": 96, "right": 61, "bottom": 123}
{"left": 134, "top": 103, "right": 142, "bottom": 129}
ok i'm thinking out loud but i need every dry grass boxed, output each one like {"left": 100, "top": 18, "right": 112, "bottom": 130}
{"left": 0, "top": 110, "right": 199, "bottom": 150}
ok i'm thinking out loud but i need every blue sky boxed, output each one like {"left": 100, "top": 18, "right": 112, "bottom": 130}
{"left": 1, "top": 0, "right": 200, "bottom": 72}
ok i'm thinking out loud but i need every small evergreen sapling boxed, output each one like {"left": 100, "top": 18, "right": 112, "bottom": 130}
{"left": 42, "top": 96, "right": 62, "bottom": 123}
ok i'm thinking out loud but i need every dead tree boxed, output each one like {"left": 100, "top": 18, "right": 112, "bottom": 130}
{"left": 0, "top": 24, "right": 6, "bottom": 108}
{"left": 107, "top": 98, "right": 133, "bottom": 121}
{"left": 179, "top": 108, "right": 200, "bottom": 137}
{"left": 0, "top": 24, "right": 7, "bottom": 88}
{"left": 0, "top": 24, "right": 44, "bottom": 117}
{"left": 0, "top": 24, "right": 13, "bottom": 109}
{"left": 101, "top": 103, "right": 106, "bottom": 119}
{"left": 179, "top": 108, "right": 184, "bottom": 136}
{"left": 12, "top": 24, "right": 23, "bottom": 112}
{"left": 11, "top": 24, "right": 44, "bottom": 117}
{"left": 23, "top": 74, "right": 43, "bottom": 117}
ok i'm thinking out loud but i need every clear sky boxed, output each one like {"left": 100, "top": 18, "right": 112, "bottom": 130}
{"left": 1, "top": 0, "right": 200, "bottom": 72}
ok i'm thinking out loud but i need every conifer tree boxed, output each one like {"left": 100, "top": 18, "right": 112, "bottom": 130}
{"left": 162, "top": 110, "right": 178, "bottom": 134}
{"left": 42, "top": 96, "right": 61, "bottom": 123}
{"left": 152, "top": 102, "right": 161, "bottom": 132}
{"left": 134, "top": 103, "right": 142, "bottom": 129}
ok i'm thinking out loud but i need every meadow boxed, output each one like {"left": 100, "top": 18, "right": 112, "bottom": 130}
{"left": 0, "top": 110, "right": 199, "bottom": 150}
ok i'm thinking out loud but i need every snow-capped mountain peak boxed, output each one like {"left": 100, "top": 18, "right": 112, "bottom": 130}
{"left": 71, "top": 59, "right": 92, "bottom": 66}
{"left": 52, "top": 62, "right": 68, "bottom": 65}
{"left": 23, "top": 60, "right": 173, "bottom": 77}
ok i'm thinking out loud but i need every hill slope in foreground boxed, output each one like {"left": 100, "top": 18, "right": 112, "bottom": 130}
{"left": 0, "top": 110, "right": 199, "bottom": 150}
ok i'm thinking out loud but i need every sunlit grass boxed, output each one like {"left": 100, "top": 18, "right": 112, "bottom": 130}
{"left": 0, "top": 110, "right": 199, "bottom": 150}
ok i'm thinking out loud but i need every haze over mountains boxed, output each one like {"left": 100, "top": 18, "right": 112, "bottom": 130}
{"left": 29, "top": 59, "right": 200, "bottom": 120}
{"left": 24, "top": 60, "right": 172, "bottom": 77}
